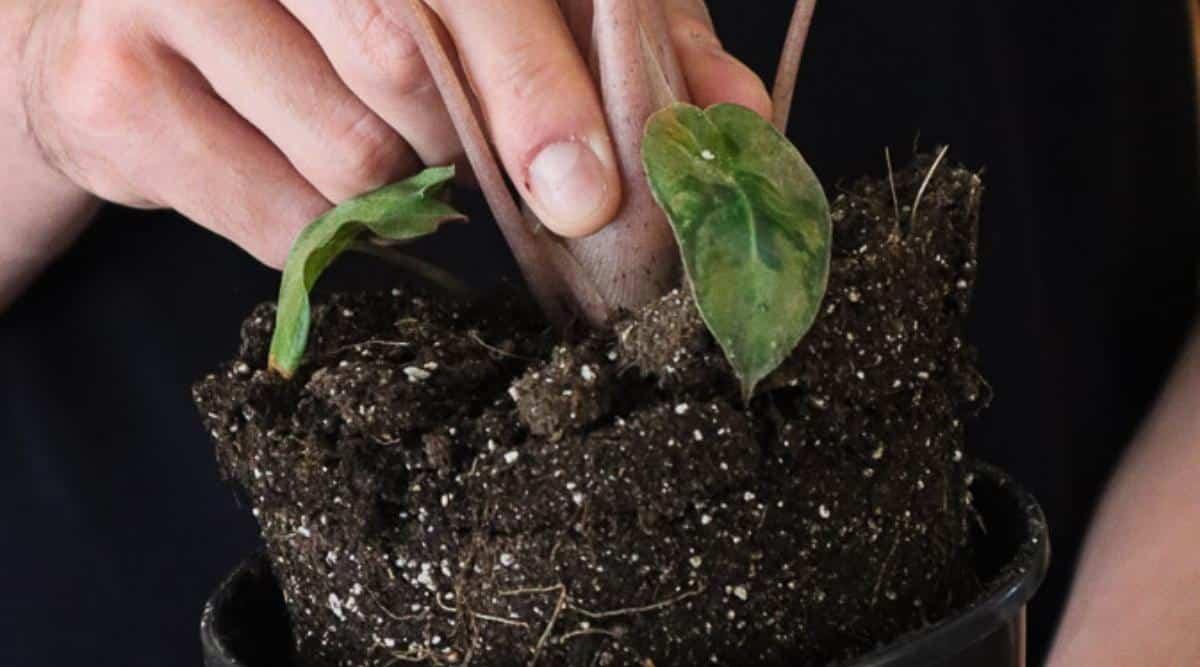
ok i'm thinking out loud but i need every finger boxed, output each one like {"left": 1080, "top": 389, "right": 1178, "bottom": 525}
{"left": 664, "top": 0, "right": 773, "bottom": 119}
{"left": 428, "top": 0, "right": 621, "bottom": 238}
{"left": 277, "top": 0, "right": 464, "bottom": 169}
{"left": 130, "top": 56, "right": 331, "bottom": 268}
{"left": 152, "top": 0, "right": 418, "bottom": 203}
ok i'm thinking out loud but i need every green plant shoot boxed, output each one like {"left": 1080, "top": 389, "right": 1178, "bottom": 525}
{"left": 642, "top": 103, "right": 832, "bottom": 400}
{"left": 268, "top": 166, "right": 465, "bottom": 378}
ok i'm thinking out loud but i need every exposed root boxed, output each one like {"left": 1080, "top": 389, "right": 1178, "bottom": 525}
{"left": 498, "top": 584, "right": 568, "bottom": 598}
{"left": 383, "top": 649, "right": 431, "bottom": 665}
{"left": 885, "top": 146, "right": 901, "bottom": 238}
{"left": 333, "top": 339, "right": 412, "bottom": 355}
{"left": 568, "top": 584, "right": 707, "bottom": 619}
{"left": 556, "top": 627, "right": 624, "bottom": 644}
{"left": 910, "top": 145, "right": 951, "bottom": 229}
{"left": 373, "top": 597, "right": 428, "bottom": 623}
{"left": 870, "top": 530, "right": 903, "bottom": 607}
{"left": 468, "top": 331, "right": 534, "bottom": 361}
{"left": 436, "top": 592, "right": 530, "bottom": 629}
{"left": 483, "top": 581, "right": 706, "bottom": 661}
{"left": 528, "top": 586, "right": 569, "bottom": 665}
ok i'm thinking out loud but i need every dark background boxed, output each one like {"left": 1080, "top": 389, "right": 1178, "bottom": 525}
{"left": 2, "top": 1, "right": 1197, "bottom": 665}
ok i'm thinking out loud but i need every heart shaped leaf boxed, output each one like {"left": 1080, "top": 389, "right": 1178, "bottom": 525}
{"left": 268, "top": 166, "right": 464, "bottom": 378}
{"left": 642, "top": 103, "right": 831, "bottom": 400}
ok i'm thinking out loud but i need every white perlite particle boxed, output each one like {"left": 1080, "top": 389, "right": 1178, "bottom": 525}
{"left": 404, "top": 366, "right": 431, "bottom": 382}
{"left": 416, "top": 565, "right": 435, "bottom": 590}
{"left": 701, "top": 149, "right": 716, "bottom": 161}
{"left": 580, "top": 365, "right": 596, "bottom": 382}
{"left": 504, "top": 450, "right": 520, "bottom": 464}
{"left": 675, "top": 403, "right": 690, "bottom": 415}
{"left": 818, "top": 504, "right": 831, "bottom": 519}
{"left": 499, "top": 553, "right": 515, "bottom": 567}
{"left": 689, "top": 555, "right": 703, "bottom": 568}
{"left": 328, "top": 593, "right": 345, "bottom": 621}
{"left": 733, "top": 585, "right": 749, "bottom": 601}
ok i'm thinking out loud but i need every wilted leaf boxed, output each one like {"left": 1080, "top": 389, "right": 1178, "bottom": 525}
{"left": 642, "top": 103, "right": 831, "bottom": 400}
{"left": 268, "top": 166, "right": 464, "bottom": 378}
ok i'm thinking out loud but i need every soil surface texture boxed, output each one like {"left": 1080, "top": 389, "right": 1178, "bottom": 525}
{"left": 195, "top": 154, "right": 989, "bottom": 666}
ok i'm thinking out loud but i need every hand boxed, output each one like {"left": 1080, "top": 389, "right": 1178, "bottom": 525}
{"left": 11, "top": 0, "right": 771, "bottom": 270}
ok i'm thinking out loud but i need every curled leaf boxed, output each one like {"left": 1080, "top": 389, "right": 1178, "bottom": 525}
{"left": 642, "top": 103, "right": 832, "bottom": 400}
{"left": 268, "top": 166, "right": 464, "bottom": 378}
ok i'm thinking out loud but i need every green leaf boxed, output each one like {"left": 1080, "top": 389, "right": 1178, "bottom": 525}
{"left": 268, "top": 166, "right": 465, "bottom": 378}
{"left": 641, "top": 103, "right": 832, "bottom": 400}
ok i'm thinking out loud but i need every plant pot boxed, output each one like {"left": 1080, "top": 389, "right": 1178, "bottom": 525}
{"left": 201, "top": 461, "right": 1049, "bottom": 667}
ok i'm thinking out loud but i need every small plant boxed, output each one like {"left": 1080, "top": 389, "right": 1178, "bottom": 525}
{"left": 643, "top": 102, "right": 829, "bottom": 399}
{"left": 268, "top": 1, "right": 827, "bottom": 398}
{"left": 267, "top": 167, "right": 464, "bottom": 379}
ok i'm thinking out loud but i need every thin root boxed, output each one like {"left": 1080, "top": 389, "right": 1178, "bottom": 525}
{"left": 499, "top": 584, "right": 567, "bottom": 598}
{"left": 885, "top": 146, "right": 901, "bottom": 238}
{"left": 528, "top": 586, "right": 568, "bottom": 665}
{"left": 556, "top": 627, "right": 623, "bottom": 644}
{"left": 910, "top": 145, "right": 951, "bottom": 229}
{"left": 437, "top": 593, "right": 530, "bottom": 629}
{"left": 468, "top": 332, "right": 533, "bottom": 361}
{"left": 871, "top": 530, "right": 903, "bottom": 607}
{"left": 374, "top": 597, "right": 428, "bottom": 623}
{"left": 568, "top": 584, "right": 706, "bottom": 619}
{"left": 333, "top": 339, "right": 412, "bottom": 355}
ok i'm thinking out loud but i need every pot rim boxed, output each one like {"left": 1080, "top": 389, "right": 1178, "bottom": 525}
{"left": 843, "top": 461, "right": 1050, "bottom": 667}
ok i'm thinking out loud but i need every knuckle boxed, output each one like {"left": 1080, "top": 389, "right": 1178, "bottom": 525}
{"left": 667, "top": 12, "right": 722, "bottom": 50}
{"left": 343, "top": 2, "right": 432, "bottom": 98}
{"left": 25, "top": 21, "right": 156, "bottom": 182}
{"left": 494, "top": 42, "right": 573, "bottom": 106}
{"left": 331, "top": 110, "right": 409, "bottom": 192}
{"left": 56, "top": 39, "right": 151, "bottom": 132}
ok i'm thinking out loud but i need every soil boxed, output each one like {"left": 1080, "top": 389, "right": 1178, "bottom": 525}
{"left": 195, "top": 153, "right": 989, "bottom": 667}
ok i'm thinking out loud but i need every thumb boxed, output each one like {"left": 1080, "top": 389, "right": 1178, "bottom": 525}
{"left": 428, "top": 1, "right": 622, "bottom": 238}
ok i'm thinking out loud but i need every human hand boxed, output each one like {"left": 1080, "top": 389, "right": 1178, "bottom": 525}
{"left": 14, "top": 0, "right": 772, "bottom": 269}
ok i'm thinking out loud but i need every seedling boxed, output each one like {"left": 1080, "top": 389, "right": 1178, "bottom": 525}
{"left": 268, "top": 167, "right": 463, "bottom": 378}
{"left": 268, "top": 1, "right": 829, "bottom": 399}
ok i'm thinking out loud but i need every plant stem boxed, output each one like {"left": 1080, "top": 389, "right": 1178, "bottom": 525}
{"left": 772, "top": 0, "right": 819, "bottom": 133}
{"left": 350, "top": 242, "right": 475, "bottom": 297}
{"left": 397, "top": 1, "right": 815, "bottom": 329}
{"left": 558, "top": 0, "right": 686, "bottom": 320}
{"left": 395, "top": 0, "right": 608, "bottom": 328}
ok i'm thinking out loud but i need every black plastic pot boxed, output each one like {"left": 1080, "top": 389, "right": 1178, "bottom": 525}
{"left": 202, "top": 462, "right": 1049, "bottom": 667}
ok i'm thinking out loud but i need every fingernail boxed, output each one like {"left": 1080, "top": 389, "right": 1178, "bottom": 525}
{"left": 528, "top": 140, "right": 610, "bottom": 235}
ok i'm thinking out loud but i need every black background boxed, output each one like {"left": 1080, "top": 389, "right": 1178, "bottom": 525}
{"left": 2, "top": 1, "right": 1197, "bottom": 665}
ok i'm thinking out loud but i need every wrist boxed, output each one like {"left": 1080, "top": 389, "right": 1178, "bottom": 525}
{"left": 0, "top": 1, "right": 98, "bottom": 312}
